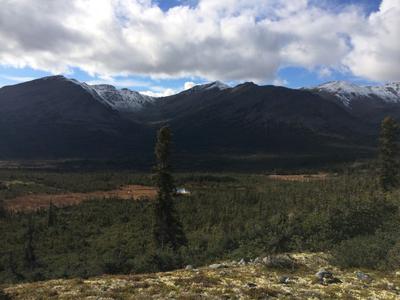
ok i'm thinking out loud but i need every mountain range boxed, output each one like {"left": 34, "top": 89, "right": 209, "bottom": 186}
{"left": 0, "top": 75, "right": 399, "bottom": 168}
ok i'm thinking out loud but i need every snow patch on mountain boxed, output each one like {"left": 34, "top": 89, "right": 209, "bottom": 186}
{"left": 312, "top": 81, "right": 400, "bottom": 106}
{"left": 186, "top": 81, "right": 230, "bottom": 92}
{"left": 90, "top": 84, "right": 155, "bottom": 112}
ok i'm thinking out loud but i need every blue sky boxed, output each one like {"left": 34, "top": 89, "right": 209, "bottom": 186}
{"left": 0, "top": 0, "right": 396, "bottom": 96}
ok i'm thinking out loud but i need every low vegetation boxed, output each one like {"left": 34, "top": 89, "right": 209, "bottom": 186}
{"left": 4, "top": 253, "right": 400, "bottom": 299}
{"left": 1, "top": 170, "right": 400, "bottom": 285}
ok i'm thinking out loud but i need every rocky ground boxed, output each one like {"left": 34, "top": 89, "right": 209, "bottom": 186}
{"left": 2, "top": 253, "right": 400, "bottom": 299}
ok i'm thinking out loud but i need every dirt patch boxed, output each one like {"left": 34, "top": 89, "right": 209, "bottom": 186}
{"left": 5, "top": 185, "right": 157, "bottom": 212}
{"left": 268, "top": 173, "right": 329, "bottom": 182}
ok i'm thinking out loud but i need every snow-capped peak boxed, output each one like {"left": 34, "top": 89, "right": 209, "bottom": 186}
{"left": 90, "top": 84, "right": 155, "bottom": 112}
{"left": 206, "top": 81, "right": 230, "bottom": 90}
{"left": 185, "top": 81, "right": 230, "bottom": 93}
{"left": 311, "top": 81, "right": 400, "bottom": 106}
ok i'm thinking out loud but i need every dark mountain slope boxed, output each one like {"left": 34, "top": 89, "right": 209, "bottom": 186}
{"left": 0, "top": 76, "right": 387, "bottom": 167}
{"left": 0, "top": 76, "right": 151, "bottom": 159}
{"left": 140, "top": 83, "right": 373, "bottom": 154}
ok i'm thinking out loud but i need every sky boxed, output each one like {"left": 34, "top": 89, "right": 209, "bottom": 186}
{"left": 0, "top": 0, "right": 398, "bottom": 96}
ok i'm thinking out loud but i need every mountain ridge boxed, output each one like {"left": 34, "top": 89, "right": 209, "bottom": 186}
{"left": 0, "top": 75, "right": 398, "bottom": 164}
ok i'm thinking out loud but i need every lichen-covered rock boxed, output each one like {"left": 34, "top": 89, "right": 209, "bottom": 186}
{"left": 185, "top": 265, "right": 194, "bottom": 270}
{"left": 263, "top": 254, "right": 298, "bottom": 269}
{"left": 209, "top": 263, "right": 225, "bottom": 269}
{"left": 356, "top": 271, "right": 373, "bottom": 283}
{"left": 278, "top": 275, "right": 290, "bottom": 284}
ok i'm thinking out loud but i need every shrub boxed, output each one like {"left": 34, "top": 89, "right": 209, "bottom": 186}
{"left": 383, "top": 241, "right": 400, "bottom": 270}
{"left": 331, "top": 235, "right": 393, "bottom": 269}
{"left": 0, "top": 289, "right": 11, "bottom": 300}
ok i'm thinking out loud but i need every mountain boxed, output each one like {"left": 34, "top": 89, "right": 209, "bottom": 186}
{"left": 91, "top": 84, "right": 155, "bottom": 112}
{"left": 1, "top": 75, "right": 398, "bottom": 167}
{"left": 310, "top": 81, "right": 400, "bottom": 106}
{"left": 138, "top": 82, "right": 369, "bottom": 156}
{"left": 308, "top": 81, "right": 400, "bottom": 128}
{"left": 0, "top": 75, "right": 151, "bottom": 159}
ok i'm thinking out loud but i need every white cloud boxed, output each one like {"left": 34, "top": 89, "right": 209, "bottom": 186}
{"left": 85, "top": 75, "right": 151, "bottom": 88}
{"left": 344, "top": 0, "right": 400, "bottom": 81}
{"left": 0, "top": 0, "right": 398, "bottom": 82}
{"left": 272, "top": 78, "right": 288, "bottom": 86}
{"left": 318, "top": 66, "right": 333, "bottom": 78}
{"left": 0, "top": 75, "right": 37, "bottom": 82}
{"left": 141, "top": 88, "right": 177, "bottom": 97}
{"left": 184, "top": 81, "right": 196, "bottom": 90}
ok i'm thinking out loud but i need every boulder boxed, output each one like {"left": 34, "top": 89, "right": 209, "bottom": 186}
{"left": 209, "top": 263, "right": 225, "bottom": 269}
{"left": 263, "top": 255, "right": 297, "bottom": 269}
{"left": 315, "top": 269, "right": 341, "bottom": 285}
{"left": 315, "top": 269, "right": 333, "bottom": 280}
{"left": 278, "top": 275, "right": 290, "bottom": 284}
{"left": 244, "top": 282, "right": 257, "bottom": 288}
{"left": 356, "top": 271, "right": 373, "bottom": 283}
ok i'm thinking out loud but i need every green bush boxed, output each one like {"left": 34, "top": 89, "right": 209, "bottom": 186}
{"left": 383, "top": 241, "right": 400, "bottom": 270}
{"left": 331, "top": 235, "right": 393, "bottom": 269}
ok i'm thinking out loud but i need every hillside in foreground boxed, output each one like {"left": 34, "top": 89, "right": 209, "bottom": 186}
{"left": 3, "top": 252, "right": 400, "bottom": 299}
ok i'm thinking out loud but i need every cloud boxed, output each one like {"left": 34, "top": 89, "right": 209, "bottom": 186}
{"left": 272, "top": 78, "right": 288, "bottom": 86}
{"left": 0, "top": 0, "right": 398, "bottom": 82}
{"left": 141, "top": 88, "right": 177, "bottom": 97}
{"left": 317, "top": 67, "right": 333, "bottom": 78}
{"left": 344, "top": 0, "right": 400, "bottom": 81}
{"left": 0, "top": 74, "right": 37, "bottom": 82}
{"left": 85, "top": 75, "right": 152, "bottom": 88}
{"left": 184, "top": 81, "right": 196, "bottom": 90}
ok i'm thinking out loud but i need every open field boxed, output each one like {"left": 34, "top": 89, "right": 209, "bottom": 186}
{"left": 267, "top": 173, "right": 330, "bottom": 182}
{"left": 4, "top": 185, "right": 157, "bottom": 212}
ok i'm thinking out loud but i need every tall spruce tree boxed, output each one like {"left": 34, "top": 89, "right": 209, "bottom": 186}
{"left": 24, "top": 217, "right": 36, "bottom": 269}
{"left": 0, "top": 199, "right": 5, "bottom": 218}
{"left": 379, "top": 116, "right": 400, "bottom": 191}
{"left": 152, "top": 126, "right": 187, "bottom": 250}
{"left": 47, "top": 201, "right": 56, "bottom": 227}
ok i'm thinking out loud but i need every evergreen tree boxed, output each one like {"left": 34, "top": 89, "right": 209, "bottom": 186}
{"left": 0, "top": 199, "right": 6, "bottom": 218}
{"left": 379, "top": 116, "right": 400, "bottom": 191}
{"left": 47, "top": 201, "right": 56, "bottom": 227}
{"left": 152, "top": 126, "right": 187, "bottom": 250}
{"left": 24, "top": 218, "right": 36, "bottom": 269}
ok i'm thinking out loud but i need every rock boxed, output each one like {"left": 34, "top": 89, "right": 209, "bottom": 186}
{"left": 245, "top": 282, "right": 257, "bottom": 288}
{"left": 356, "top": 271, "right": 373, "bottom": 283}
{"left": 387, "top": 282, "right": 396, "bottom": 290}
{"left": 324, "top": 277, "right": 342, "bottom": 285}
{"left": 315, "top": 269, "right": 333, "bottom": 280}
{"left": 254, "top": 257, "right": 261, "bottom": 264}
{"left": 263, "top": 255, "right": 297, "bottom": 269}
{"left": 209, "top": 263, "right": 225, "bottom": 269}
{"left": 278, "top": 275, "right": 290, "bottom": 284}
{"left": 185, "top": 265, "right": 194, "bottom": 270}
{"left": 239, "top": 258, "right": 246, "bottom": 265}
{"left": 315, "top": 269, "right": 341, "bottom": 285}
